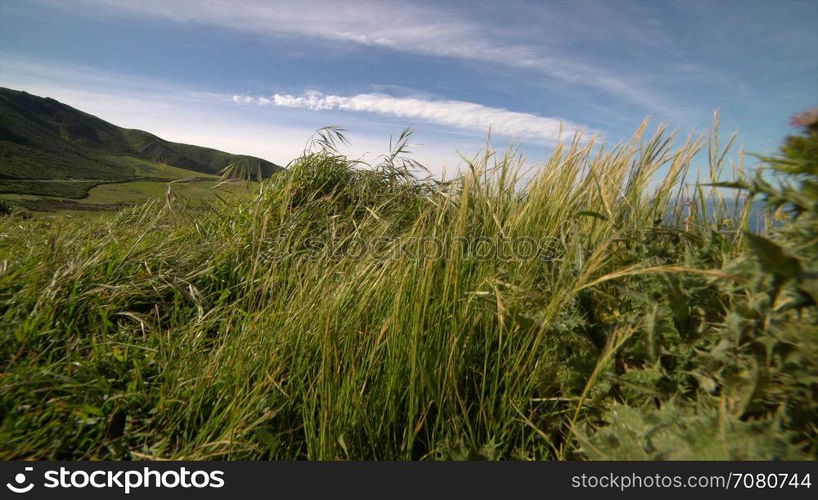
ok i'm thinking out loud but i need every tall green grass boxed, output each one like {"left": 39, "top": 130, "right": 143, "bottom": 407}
{"left": 1, "top": 121, "right": 815, "bottom": 460}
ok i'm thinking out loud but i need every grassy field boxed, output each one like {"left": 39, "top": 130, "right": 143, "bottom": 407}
{"left": 0, "top": 180, "right": 102, "bottom": 199}
{"left": 0, "top": 87, "right": 282, "bottom": 215}
{"left": 83, "top": 179, "right": 257, "bottom": 206}
{"left": 0, "top": 169, "right": 257, "bottom": 214}
{"left": 0, "top": 123, "right": 815, "bottom": 460}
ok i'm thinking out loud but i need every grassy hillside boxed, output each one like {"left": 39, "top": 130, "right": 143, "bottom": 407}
{"left": 0, "top": 87, "right": 282, "bottom": 204}
{"left": 0, "top": 124, "right": 815, "bottom": 460}
{"left": 2, "top": 179, "right": 258, "bottom": 214}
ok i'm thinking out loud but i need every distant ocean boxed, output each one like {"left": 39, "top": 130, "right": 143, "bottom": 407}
{"left": 671, "top": 198, "right": 771, "bottom": 234}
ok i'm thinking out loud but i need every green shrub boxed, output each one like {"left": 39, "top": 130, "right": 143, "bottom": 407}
{"left": 577, "top": 109, "right": 818, "bottom": 460}
{"left": 0, "top": 120, "right": 814, "bottom": 460}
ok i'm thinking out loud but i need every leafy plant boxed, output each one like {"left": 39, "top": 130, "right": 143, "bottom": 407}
{"left": 1, "top": 118, "right": 815, "bottom": 460}
{"left": 577, "top": 109, "right": 818, "bottom": 460}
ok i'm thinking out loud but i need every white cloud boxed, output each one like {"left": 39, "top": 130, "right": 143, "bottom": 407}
{"left": 0, "top": 56, "right": 509, "bottom": 174}
{"left": 233, "top": 91, "right": 586, "bottom": 141}
{"left": 47, "top": 0, "right": 667, "bottom": 112}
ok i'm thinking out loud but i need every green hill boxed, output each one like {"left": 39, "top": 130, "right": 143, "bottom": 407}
{"left": 0, "top": 86, "right": 282, "bottom": 189}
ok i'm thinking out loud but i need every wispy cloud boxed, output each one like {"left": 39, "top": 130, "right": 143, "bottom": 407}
{"left": 53, "top": 0, "right": 668, "bottom": 112}
{"left": 233, "top": 91, "right": 586, "bottom": 141}
{"left": 0, "top": 56, "right": 507, "bottom": 172}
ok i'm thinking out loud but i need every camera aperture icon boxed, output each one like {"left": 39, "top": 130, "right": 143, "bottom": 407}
{"left": 6, "top": 467, "right": 34, "bottom": 494}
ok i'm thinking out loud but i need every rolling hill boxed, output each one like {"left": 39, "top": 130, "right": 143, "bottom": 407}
{"left": 0, "top": 87, "right": 283, "bottom": 212}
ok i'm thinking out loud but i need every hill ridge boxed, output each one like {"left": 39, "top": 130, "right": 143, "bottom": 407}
{"left": 0, "top": 86, "right": 283, "bottom": 182}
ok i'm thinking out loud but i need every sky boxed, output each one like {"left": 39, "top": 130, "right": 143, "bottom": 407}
{"left": 1, "top": 0, "right": 816, "bottom": 176}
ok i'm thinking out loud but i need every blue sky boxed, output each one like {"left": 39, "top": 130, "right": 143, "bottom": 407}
{"left": 1, "top": 0, "right": 816, "bottom": 175}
